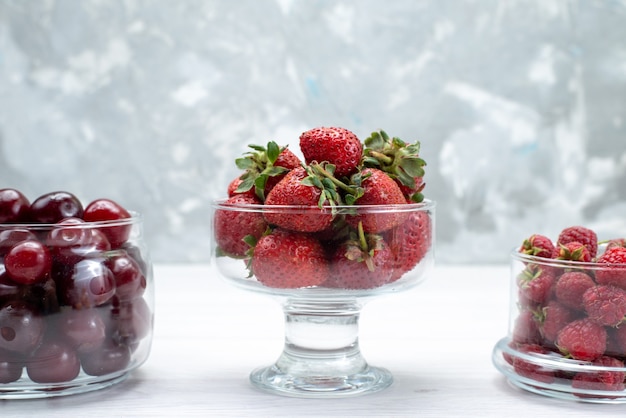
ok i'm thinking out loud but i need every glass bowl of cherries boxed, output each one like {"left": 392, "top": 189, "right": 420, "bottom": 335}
{"left": 211, "top": 127, "right": 435, "bottom": 397}
{"left": 0, "top": 189, "right": 153, "bottom": 399}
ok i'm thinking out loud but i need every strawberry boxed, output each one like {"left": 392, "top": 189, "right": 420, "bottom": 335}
{"left": 511, "top": 343, "right": 556, "bottom": 384}
{"left": 554, "top": 271, "right": 595, "bottom": 310}
{"left": 362, "top": 130, "right": 426, "bottom": 203}
{"left": 264, "top": 166, "right": 334, "bottom": 232}
{"left": 595, "top": 246, "right": 626, "bottom": 290}
{"left": 582, "top": 285, "right": 626, "bottom": 327}
{"left": 325, "top": 223, "right": 393, "bottom": 289}
{"left": 347, "top": 168, "right": 408, "bottom": 233}
{"left": 572, "top": 356, "right": 626, "bottom": 397}
{"left": 519, "top": 234, "right": 555, "bottom": 259}
{"left": 383, "top": 210, "right": 432, "bottom": 281}
{"left": 251, "top": 228, "right": 328, "bottom": 288}
{"left": 540, "top": 300, "right": 577, "bottom": 344}
{"left": 553, "top": 241, "right": 591, "bottom": 262}
{"left": 214, "top": 194, "right": 267, "bottom": 257}
{"left": 557, "top": 226, "right": 598, "bottom": 259}
{"left": 556, "top": 318, "right": 607, "bottom": 361}
{"left": 517, "top": 264, "right": 556, "bottom": 304}
{"left": 299, "top": 127, "right": 362, "bottom": 178}
{"left": 233, "top": 141, "right": 301, "bottom": 201}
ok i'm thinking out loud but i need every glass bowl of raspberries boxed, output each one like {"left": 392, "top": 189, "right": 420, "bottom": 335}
{"left": 492, "top": 225, "right": 626, "bottom": 403}
{"left": 0, "top": 189, "right": 153, "bottom": 399}
{"left": 212, "top": 127, "right": 435, "bottom": 398}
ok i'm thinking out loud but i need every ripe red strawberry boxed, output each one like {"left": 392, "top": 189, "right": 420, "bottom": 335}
{"left": 555, "top": 271, "right": 595, "bottom": 310}
{"left": 540, "top": 300, "right": 577, "bottom": 344}
{"left": 264, "top": 166, "right": 334, "bottom": 232}
{"left": 325, "top": 228, "right": 393, "bottom": 289}
{"left": 572, "top": 356, "right": 626, "bottom": 397}
{"left": 595, "top": 246, "right": 626, "bottom": 290}
{"left": 233, "top": 141, "right": 301, "bottom": 200}
{"left": 383, "top": 210, "right": 432, "bottom": 281}
{"left": 557, "top": 226, "right": 598, "bottom": 259}
{"left": 227, "top": 176, "right": 256, "bottom": 198}
{"left": 299, "top": 127, "right": 362, "bottom": 178}
{"left": 214, "top": 194, "right": 267, "bottom": 257}
{"left": 553, "top": 241, "right": 591, "bottom": 262}
{"left": 511, "top": 343, "right": 556, "bottom": 384}
{"left": 251, "top": 229, "right": 328, "bottom": 288}
{"left": 519, "top": 234, "right": 555, "bottom": 259}
{"left": 361, "top": 130, "right": 426, "bottom": 203}
{"left": 517, "top": 264, "right": 556, "bottom": 304}
{"left": 347, "top": 168, "right": 408, "bottom": 233}
{"left": 556, "top": 318, "right": 607, "bottom": 361}
{"left": 582, "top": 285, "right": 626, "bottom": 327}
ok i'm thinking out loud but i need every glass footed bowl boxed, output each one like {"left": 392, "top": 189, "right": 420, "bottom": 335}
{"left": 211, "top": 199, "right": 435, "bottom": 398}
{"left": 492, "top": 246, "right": 626, "bottom": 403}
{"left": 0, "top": 213, "right": 154, "bottom": 399}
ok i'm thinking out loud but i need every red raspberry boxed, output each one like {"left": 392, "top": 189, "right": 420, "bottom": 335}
{"left": 553, "top": 241, "right": 591, "bottom": 262}
{"left": 511, "top": 343, "right": 556, "bottom": 384}
{"left": 512, "top": 309, "right": 541, "bottom": 345}
{"left": 517, "top": 264, "right": 556, "bottom": 304}
{"left": 595, "top": 246, "right": 626, "bottom": 290}
{"left": 519, "top": 234, "right": 555, "bottom": 259}
{"left": 572, "top": 356, "right": 626, "bottom": 397}
{"left": 606, "top": 238, "right": 626, "bottom": 250}
{"left": 557, "top": 226, "right": 598, "bottom": 259}
{"left": 582, "top": 285, "right": 626, "bottom": 327}
{"left": 540, "top": 300, "right": 576, "bottom": 344}
{"left": 555, "top": 271, "right": 595, "bottom": 310}
{"left": 556, "top": 318, "right": 607, "bottom": 361}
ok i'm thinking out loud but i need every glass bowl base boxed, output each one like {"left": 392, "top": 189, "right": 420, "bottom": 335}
{"left": 492, "top": 337, "right": 626, "bottom": 404}
{"left": 250, "top": 364, "right": 392, "bottom": 398}
{"left": 0, "top": 371, "right": 128, "bottom": 399}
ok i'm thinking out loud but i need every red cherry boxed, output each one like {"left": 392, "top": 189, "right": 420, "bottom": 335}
{"left": 83, "top": 199, "right": 132, "bottom": 248}
{"left": 4, "top": 240, "right": 52, "bottom": 285}
{"left": 0, "top": 189, "right": 31, "bottom": 223}
{"left": 29, "top": 191, "right": 83, "bottom": 224}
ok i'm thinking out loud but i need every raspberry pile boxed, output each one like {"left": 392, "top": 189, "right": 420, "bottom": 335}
{"left": 214, "top": 126, "right": 432, "bottom": 290}
{"left": 0, "top": 189, "right": 151, "bottom": 385}
{"left": 510, "top": 225, "right": 626, "bottom": 397}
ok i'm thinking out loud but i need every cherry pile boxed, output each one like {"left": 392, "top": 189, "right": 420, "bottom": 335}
{"left": 0, "top": 189, "right": 151, "bottom": 385}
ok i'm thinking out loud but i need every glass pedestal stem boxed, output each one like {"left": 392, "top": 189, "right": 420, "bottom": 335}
{"left": 249, "top": 299, "right": 392, "bottom": 398}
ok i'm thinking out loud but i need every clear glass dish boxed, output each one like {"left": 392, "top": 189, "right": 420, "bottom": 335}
{"left": 212, "top": 199, "right": 435, "bottom": 398}
{"left": 0, "top": 213, "right": 153, "bottom": 399}
{"left": 492, "top": 247, "right": 626, "bottom": 403}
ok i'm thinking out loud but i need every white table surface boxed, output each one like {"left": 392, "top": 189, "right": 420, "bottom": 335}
{"left": 3, "top": 263, "right": 626, "bottom": 417}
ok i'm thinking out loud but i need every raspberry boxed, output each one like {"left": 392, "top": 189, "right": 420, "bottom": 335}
{"left": 572, "top": 356, "right": 626, "bottom": 397}
{"left": 519, "top": 234, "right": 555, "bottom": 259}
{"left": 517, "top": 264, "right": 556, "bottom": 304}
{"left": 511, "top": 344, "right": 556, "bottom": 384}
{"left": 512, "top": 309, "right": 541, "bottom": 345}
{"left": 553, "top": 241, "right": 591, "bottom": 262}
{"left": 595, "top": 246, "right": 626, "bottom": 290}
{"left": 582, "top": 285, "right": 626, "bottom": 327}
{"left": 557, "top": 226, "right": 598, "bottom": 259}
{"left": 555, "top": 271, "right": 595, "bottom": 310}
{"left": 540, "top": 300, "right": 576, "bottom": 344}
{"left": 557, "top": 318, "right": 607, "bottom": 361}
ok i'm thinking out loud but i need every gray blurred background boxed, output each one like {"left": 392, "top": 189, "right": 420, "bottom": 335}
{"left": 1, "top": 0, "right": 625, "bottom": 264}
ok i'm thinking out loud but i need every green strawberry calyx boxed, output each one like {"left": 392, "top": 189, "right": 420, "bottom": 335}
{"left": 362, "top": 130, "right": 426, "bottom": 202}
{"left": 235, "top": 141, "right": 290, "bottom": 201}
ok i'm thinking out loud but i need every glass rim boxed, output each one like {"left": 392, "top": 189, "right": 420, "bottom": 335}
{"left": 510, "top": 246, "right": 626, "bottom": 269}
{"left": 0, "top": 210, "right": 142, "bottom": 230}
{"left": 211, "top": 198, "right": 436, "bottom": 213}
